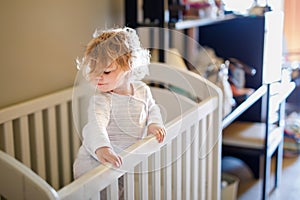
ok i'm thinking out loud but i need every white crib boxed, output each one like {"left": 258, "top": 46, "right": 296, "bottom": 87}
{"left": 0, "top": 63, "right": 222, "bottom": 200}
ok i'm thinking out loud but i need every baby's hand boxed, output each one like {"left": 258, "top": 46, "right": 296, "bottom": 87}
{"left": 95, "top": 147, "right": 122, "bottom": 167}
{"left": 147, "top": 123, "right": 166, "bottom": 143}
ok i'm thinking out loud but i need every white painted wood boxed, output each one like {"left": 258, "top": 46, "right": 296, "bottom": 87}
{"left": 0, "top": 88, "right": 73, "bottom": 124}
{"left": 206, "top": 113, "right": 214, "bottom": 200}
{"left": 3, "top": 121, "right": 15, "bottom": 157}
{"left": 212, "top": 110, "right": 222, "bottom": 200}
{"left": 33, "top": 111, "right": 47, "bottom": 180}
{"left": 89, "top": 191, "right": 100, "bottom": 200}
{"left": 198, "top": 117, "right": 207, "bottom": 200}
{"left": 136, "top": 159, "right": 148, "bottom": 199}
{"left": 71, "top": 127, "right": 81, "bottom": 161}
{"left": 161, "top": 146, "right": 167, "bottom": 200}
{"left": 182, "top": 128, "right": 191, "bottom": 200}
{"left": 46, "top": 106, "right": 59, "bottom": 189}
{"left": 71, "top": 98, "right": 81, "bottom": 161}
{"left": 0, "top": 151, "right": 59, "bottom": 200}
{"left": 19, "top": 116, "right": 31, "bottom": 168}
{"left": 165, "top": 142, "right": 172, "bottom": 200}
{"left": 107, "top": 180, "right": 119, "bottom": 200}
{"left": 134, "top": 163, "right": 141, "bottom": 200}
{"left": 145, "top": 63, "right": 220, "bottom": 101}
{"left": 140, "top": 159, "right": 149, "bottom": 200}
{"left": 191, "top": 124, "right": 199, "bottom": 200}
{"left": 0, "top": 62, "right": 222, "bottom": 200}
{"left": 59, "top": 102, "right": 72, "bottom": 186}
{"left": 124, "top": 170, "right": 134, "bottom": 200}
{"left": 172, "top": 134, "right": 182, "bottom": 200}
{"left": 149, "top": 151, "right": 161, "bottom": 200}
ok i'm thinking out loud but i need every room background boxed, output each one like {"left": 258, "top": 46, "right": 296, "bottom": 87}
{"left": 1, "top": 0, "right": 295, "bottom": 110}
{"left": 0, "top": 0, "right": 124, "bottom": 109}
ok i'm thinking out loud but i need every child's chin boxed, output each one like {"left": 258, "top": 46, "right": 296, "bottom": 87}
{"left": 97, "top": 86, "right": 110, "bottom": 93}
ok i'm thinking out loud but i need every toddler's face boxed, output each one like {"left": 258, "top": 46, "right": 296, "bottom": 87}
{"left": 93, "top": 62, "right": 129, "bottom": 93}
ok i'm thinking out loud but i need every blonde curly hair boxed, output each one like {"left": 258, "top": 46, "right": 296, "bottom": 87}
{"left": 77, "top": 27, "right": 150, "bottom": 81}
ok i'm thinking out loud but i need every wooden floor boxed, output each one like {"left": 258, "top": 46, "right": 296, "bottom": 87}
{"left": 222, "top": 155, "right": 300, "bottom": 200}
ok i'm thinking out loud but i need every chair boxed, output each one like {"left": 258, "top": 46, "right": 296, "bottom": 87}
{"left": 222, "top": 82, "right": 295, "bottom": 200}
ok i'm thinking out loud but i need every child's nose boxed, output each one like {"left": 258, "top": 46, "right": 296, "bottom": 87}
{"left": 97, "top": 75, "right": 103, "bottom": 80}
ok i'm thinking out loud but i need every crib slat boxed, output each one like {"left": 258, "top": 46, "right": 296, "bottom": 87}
{"left": 198, "top": 118, "right": 207, "bottom": 200}
{"left": 172, "top": 134, "right": 182, "bottom": 200}
{"left": 161, "top": 144, "right": 172, "bottom": 200}
{"left": 71, "top": 98, "right": 81, "bottom": 161}
{"left": 141, "top": 159, "right": 149, "bottom": 199}
{"left": 90, "top": 191, "right": 100, "bottom": 200}
{"left": 3, "top": 121, "right": 15, "bottom": 157}
{"left": 164, "top": 143, "right": 172, "bottom": 200}
{"left": 135, "top": 159, "right": 148, "bottom": 200}
{"left": 212, "top": 110, "right": 221, "bottom": 200}
{"left": 161, "top": 147, "right": 166, "bottom": 200}
{"left": 206, "top": 114, "right": 214, "bottom": 200}
{"left": 19, "top": 116, "right": 31, "bottom": 168}
{"left": 71, "top": 129, "right": 81, "bottom": 163}
{"left": 72, "top": 129, "right": 81, "bottom": 160}
{"left": 190, "top": 124, "right": 199, "bottom": 200}
{"left": 59, "top": 103, "right": 72, "bottom": 185}
{"left": 182, "top": 130, "right": 191, "bottom": 200}
{"left": 124, "top": 169, "right": 134, "bottom": 200}
{"left": 33, "top": 111, "right": 46, "bottom": 180}
{"left": 46, "top": 107, "right": 59, "bottom": 189}
{"left": 106, "top": 180, "right": 119, "bottom": 200}
{"left": 149, "top": 151, "right": 161, "bottom": 200}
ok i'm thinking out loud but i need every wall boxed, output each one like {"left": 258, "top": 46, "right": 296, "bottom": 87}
{"left": 0, "top": 0, "right": 123, "bottom": 108}
{"left": 284, "top": 0, "right": 300, "bottom": 61}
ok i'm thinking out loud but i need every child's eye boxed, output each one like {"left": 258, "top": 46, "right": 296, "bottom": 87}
{"left": 103, "top": 71, "right": 111, "bottom": 75}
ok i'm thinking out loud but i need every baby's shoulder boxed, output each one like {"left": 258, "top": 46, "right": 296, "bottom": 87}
{"left": 133, "top": 81, "right": 153, "bottom": 100}
{"left": 91, "top": 91, "right": 112, "bottom": 105}
{"left": 133, "top": 81, "right": 152, "bottom": 94}
{"left": 133, "top": 80, "right": 147, "bottom": 87}
{"left": 133, "top": 81, "right": 150, "bottom": 91}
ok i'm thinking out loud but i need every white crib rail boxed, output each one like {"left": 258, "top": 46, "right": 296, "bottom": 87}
{"left": 59, "top": 96, "right": 219, "bottom": 200}
{"left": 0, "top": 88, "right": 81, "bottom": 190}
{"left": 0, "top": 150, "right": 59, "bottom": 200}
{"left": 0, "top": 62, "right": 222, "bottom": 200}
{"left": 59, "top": 63, "right": 222, "bottom": 200}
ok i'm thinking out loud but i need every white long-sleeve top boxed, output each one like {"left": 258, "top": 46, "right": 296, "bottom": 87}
{"left": 73, "top": 81, "right": 163, "bottom": 178}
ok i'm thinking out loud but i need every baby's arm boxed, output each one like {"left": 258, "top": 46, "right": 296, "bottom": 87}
{"left": 147, "top": 123, "right": 166, "bottom": 143}
{"left": 144, "top": 84, "right": 166, "bottom": 143}
{"left": 83, "top": 94, "right": 122, "bottom": 167}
